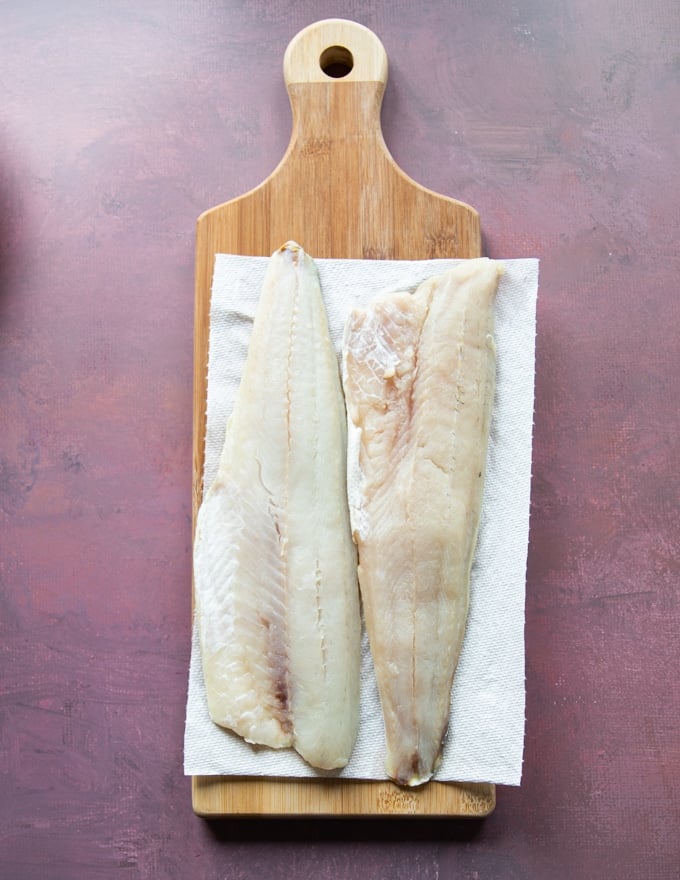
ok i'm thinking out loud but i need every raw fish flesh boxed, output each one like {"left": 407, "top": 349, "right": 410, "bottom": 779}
{"left": 193, "top": 242, "right": 361, "bottom": 771}
{"left": 342, "top": 258, "right": 503, "bottom": 786}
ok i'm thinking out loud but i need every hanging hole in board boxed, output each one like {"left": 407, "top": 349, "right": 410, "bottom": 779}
{"left": 319, "top": 45, "right": 354, "bottom": 78}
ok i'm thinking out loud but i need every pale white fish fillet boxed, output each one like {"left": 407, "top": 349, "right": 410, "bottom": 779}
{"left": 193, "top": 241, "right": 361, "bottom": 771}
{"left": 342, "top": 258, "right": 503, "bottom": 786}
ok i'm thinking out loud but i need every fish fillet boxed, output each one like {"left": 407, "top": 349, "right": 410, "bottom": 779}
{"left": 342, "top": 258, "right": 503, "bottom": 786}
{"left": 193, "top": 242, "right": 361, "bottom": 771}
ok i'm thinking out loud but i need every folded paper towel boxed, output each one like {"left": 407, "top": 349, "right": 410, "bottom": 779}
{"left": 184, "top": 253, "right": 538, "bottom": 786}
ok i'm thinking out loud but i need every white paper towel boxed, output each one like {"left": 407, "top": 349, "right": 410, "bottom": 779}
{"left": 184, "top": 252, "right": 538, "bottom": 786}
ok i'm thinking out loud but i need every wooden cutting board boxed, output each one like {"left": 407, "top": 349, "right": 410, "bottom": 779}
{"left": 192, "top": 18, "right": 494, "bottom": 818}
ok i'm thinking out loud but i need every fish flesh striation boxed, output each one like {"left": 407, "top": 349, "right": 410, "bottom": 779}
{"left": 342, "top": 258, "right": 503, "bottom": 786}
{"left": 193, "top": 242, "right": 361, "bottom": 771}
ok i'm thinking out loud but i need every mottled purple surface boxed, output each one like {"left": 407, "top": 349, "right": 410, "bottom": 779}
{"left": 1, "top": 1, "right": 678, "bottom": 878}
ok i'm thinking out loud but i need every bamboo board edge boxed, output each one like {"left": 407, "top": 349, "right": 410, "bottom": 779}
{"left": 192, "top": 775, "right": 496, "bottom": 818}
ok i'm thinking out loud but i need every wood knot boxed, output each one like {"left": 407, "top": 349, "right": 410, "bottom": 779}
{"left": 425, "top": 231, "right": 458, "bottom": 258}
{"left": 376, "top": 786, "right": 418, "bottom": 814}
{"left": 458, "top": 784, "right": 495, "bottom": 816}
{"left": 300, "top": 137, "right": 331, "bottom": 157}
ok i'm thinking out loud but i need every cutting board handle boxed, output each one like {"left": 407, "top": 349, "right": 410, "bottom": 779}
{"left": 282, "top": 19, "right": 389, "bottom": 147}
{"left": 194, "top": 18, "right": 480, "bottom": 263}
{"left": 284, "top": 19, "right": 388, "bottom": 86}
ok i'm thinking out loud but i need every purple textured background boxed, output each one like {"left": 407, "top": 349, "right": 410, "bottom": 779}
{"left": 1, "top": 1, "right": 678, "bottom": 878}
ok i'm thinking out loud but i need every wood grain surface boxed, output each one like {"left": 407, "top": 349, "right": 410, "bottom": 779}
{"left": 192, "top": 18, "right": 486, "bottom": 818}
{"left": 193, "top": 776, "right": 495, "bottom": 818}
{"left": 1, "top": 0, "right": 678, "bottom": 877}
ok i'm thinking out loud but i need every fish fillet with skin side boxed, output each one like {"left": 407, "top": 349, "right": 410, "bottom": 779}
{"left": 342, "top": 258, "right": 503, "bottom": 786}
{"left": 193, "top": 242, "right": 361, "bottom": 771}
